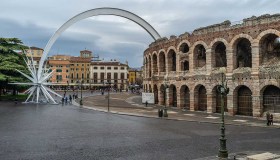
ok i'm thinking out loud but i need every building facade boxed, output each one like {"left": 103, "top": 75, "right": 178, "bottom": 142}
{"left": 128, "top": 68, "right": 143, "bottom": 86}
{"left": 143, "top": 14, "right": 280, "bottom": 117}
{"left": 90, "top": 61, "right": 128, "bottom": 90}
{"left": 25, "top": 46, "right": 44, "bottom": 69}
{"left": 47, "top": 55, "right": 71, "bottom": 84}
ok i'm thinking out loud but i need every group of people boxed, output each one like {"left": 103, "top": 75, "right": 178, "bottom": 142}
{"left": 266, "top": 112, "right": 274, "bottom": 126}
{"left": 61, "top": 93, "right": 79, "bottom": 104}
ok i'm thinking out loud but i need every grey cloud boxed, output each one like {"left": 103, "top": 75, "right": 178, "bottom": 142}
{"left": 1, "top": 0, "right": 280, "bottom": 67}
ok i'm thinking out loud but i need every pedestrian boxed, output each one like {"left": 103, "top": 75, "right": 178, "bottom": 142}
{"left": 270, "top": 114, "right": 273, "bottom": 125}
{"left": 65, "top": 97, "right": 68, "bottom": 104}
{"left": 69, "top": 95, "right": 72, "bottom": 103}
{"left": 266, "top": 112, "right": 270, "bottom": 126}
{"left": 61, "top": 97, "right": 64, "bottom": 104}
{"left": 145, "top": 101, "right": 148, "bottom": 107}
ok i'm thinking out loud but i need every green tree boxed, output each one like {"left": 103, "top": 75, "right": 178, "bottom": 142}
{"left": 0, "top": 38, "right": 29, "bottom": 96}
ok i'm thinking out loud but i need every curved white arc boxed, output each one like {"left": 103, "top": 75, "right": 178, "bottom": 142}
{"left": 38, "top": 7, "right": 161, "bottom": 77}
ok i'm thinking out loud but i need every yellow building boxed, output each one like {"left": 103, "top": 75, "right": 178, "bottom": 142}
{"left": 128, "top": 68, "right": 142, "bottom": 85}
{"left": 25, "top": 46, "right": 44, "bottom": 69}
{"left": 69, "top": 50, "right": 92, "bottom": 84}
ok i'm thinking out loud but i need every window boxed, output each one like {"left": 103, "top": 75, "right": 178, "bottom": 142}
{"left": 121, "top": 73, "right": 124, "bottom": 79}
{"left": 76, "top": 64, "right": 79, "bottom": 66}
{"left": 114, "top": 73, "right": 118, "bottom": 80}
{"left": 114, "top": 67, "right": 118, "bottom": 70}
{"left": 107, "top": 73, "right": 111, "bottom": 80}
{"left": 94, "top": 73, "right": 97, "bottom": 82}
{"left": 101, "top": 73, "right": 104, "bottom": 80}
{"left": 82, "top": 73, "right": 84, "bottom": 79}
{"left": 101, "top": 67, "right": 104, "bottom": 70}
{"left": 94, "top": 67, "right": 98, "bottom": 69}
{"left": 56, "top": 75, "right": 62, "bottom": 81}
{"left": 66, "top": 69, "right": 69, "bottom": 73}
{"left": 76, "top": 68, "right": 79, "bottom": 71}
{"left": 82, "top": 64, "right": 84, "bottom": 66}
{"left": 76, "top": 73, "right": 79, "bottom": 79}
{"left": 87, "top": 74, "right": 89, "bottom": 78}
{"left": 107, "top": 67, "right": 111, "bottom": 70}
{"left": 56, "top": 69, "right": 62, "bottom": 72}
{"left": 121, "top": 67, "right": 124, "bottom": 70}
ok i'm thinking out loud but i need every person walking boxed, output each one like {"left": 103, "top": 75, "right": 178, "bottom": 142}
{"left": 270, "top": 114, "right": 274, "bottom": 125}
{"left": 266, "top": 112, "right": 270, "bottom": 126}
{"left": 69, "top": 95, "right": 72, "bottom": 104}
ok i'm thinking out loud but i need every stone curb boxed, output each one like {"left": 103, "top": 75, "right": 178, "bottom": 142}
{"left": 72, "top": 99, "right": 280, "bottom": 129}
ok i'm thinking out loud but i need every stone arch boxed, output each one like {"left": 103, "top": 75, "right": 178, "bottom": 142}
{"left": 193, "top": 42, "right": 207, "bottom": 69}
{"left": 168, "top": 84, "right": 177, "bottom": 107}
{"left": 38, "top": 7, "right": 161, "bottom": 78}
{"left": 210, "top": 38, "right": 228, "bottom": 68}
{"left": 153, "top": 84, "right": 159, "bottom": 104}
{"left": 256, "top": 29, "right": 280, "bottom": 65}
{"left": 180, "top": 85, "right": 190, "bottom": 110}
{"left": 177, "top": 40, "right": 191, "bottom": 54}
{"left": 148, "top": 55, "right": 152, "bottom": 77}
{"left": 230, "top": 34, "right": 253, "bottom": 69}
{"left": 152, "top": 52, "right": 158, "bottom": 74}
{"left": 167, "top": 48, "right": 177, "bottom": 72}
{"left": 233, "top": 85, "right": 253, "bottom": 116}
{"left": 260, "top": 85, "right": 280, "bottom": 113}
{"left": 158, "top": 50, "right": 166, "bottom": 72}
{"left": 194, "top": 84, "right": 207, "bottom": 111}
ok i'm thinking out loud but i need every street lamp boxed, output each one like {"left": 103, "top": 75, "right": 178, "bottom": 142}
{"left": 217, "top": 73, "right": 229, "bottom": 158}
{"left": 163, "top": 75, "right": 169, "bottom": 117}
{"left": 107, "top": 82, "right": 111, "bottom": 112}
{"left": 79, "top": 80, "right": 83, "bottom": 106}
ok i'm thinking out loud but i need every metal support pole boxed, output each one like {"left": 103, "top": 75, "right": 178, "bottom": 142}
{"left": 108, "top": 83, "right": 110, "bottom": 112}
{"left": 218, "top": 73, "right": 228, "bottom": 158}
{"left": 80, "top": 81, "right": 83, "bottom": 106}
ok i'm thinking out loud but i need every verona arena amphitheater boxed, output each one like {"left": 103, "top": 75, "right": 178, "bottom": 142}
{"left": 143, "top": 14, "right": 280, "bottom": 117}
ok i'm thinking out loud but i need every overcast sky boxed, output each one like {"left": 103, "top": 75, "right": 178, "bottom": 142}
{"left": 0, "top": 0, "right": 279, "bottom": 67}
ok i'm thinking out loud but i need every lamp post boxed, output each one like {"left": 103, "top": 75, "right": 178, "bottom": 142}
{"left": 163, "top": 75, "right": 168, "bottom": 117}
{"left": 107, "top": 82, "right": 111, "bottom": 112}
{"left": 79, "top": 80, "right": 83, "bottom": 106}
{"left": 217, "top": 73, "right": 229, "bottom": 158}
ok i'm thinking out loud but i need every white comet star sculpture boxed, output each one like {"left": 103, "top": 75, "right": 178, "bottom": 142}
{"left": 14, "top": 53, "right": 62, "bottom": 104}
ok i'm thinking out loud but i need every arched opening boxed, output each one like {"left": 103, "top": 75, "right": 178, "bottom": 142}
{"left": 237, "top": 86, "right": 252, "bottom": 116}
{"left": 198, "top": 85, "right": 207, "bottom": 111}
{"left": 169, "top": 84, "right": 177, "bottom": 107}
{"left": 194, "top": 44, "right": 206, "bottom": 68}
{"left": 158, "top": 51, "right": 166, "bottom": 72}
{"left": 235, "top": 38, "right": 252, "bottom": 68}
{"left": 159, "top": 84, "right": 165, "bottom": 105}
{"left": 179, "top": 43, "right": 189, "bottom": 53}
{"left": 181, "top": 60, "right": 189, "bottom": 71}
{"left": 145, "top": 57, "right": 148, "bottom": 78}
{"left": 180, "top": 85, "right": 190, "bottom": 110}
{"left": 213, "top": 42, "right": 227, "bottom": 67}
{"left": 154, "top": 84, "right": 159, "bottom": 104}
{"left": 148, "top": 56, "right": 152, "bottom": 77}
{"left": 213, "top": 85, "right": 228, "bottom": 113}
{"left": 167, "top": 50, "right": 176, "bottom": 72}
{"left": 262, "top": 85, "right": 280, "bottom": 113}
{"left": 259, "top": 34, "right": 280, "bottom": 65}
{"left": 194, "top": 85, "right": 207, "bottom": 111}
{"left": 152, "top": 54, "right": 158, "bottom": 74}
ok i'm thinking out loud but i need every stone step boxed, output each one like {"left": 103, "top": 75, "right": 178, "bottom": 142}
{"left": 246, "top": 152, "right": 280, "bottom": 160}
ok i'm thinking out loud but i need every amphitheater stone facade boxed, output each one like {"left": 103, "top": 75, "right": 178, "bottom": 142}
{"left": 143, "top": 14, "right": 280, "bottom": 117}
